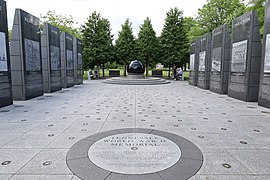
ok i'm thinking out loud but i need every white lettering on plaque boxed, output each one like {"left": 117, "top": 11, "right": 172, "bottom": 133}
{"left": 190, "top": 54, "right": 195, "bottom": 71}
{"left": 231, "top": 40, "right": 248, "bottom": 72}
{"left": 213, "top": 28, "right": 222, "bottom": 36}
{"left": 88, "top": 133, "right": 181, "bottom": 174}
{"left": 264, "top": 33, "right": 270, "bottom": 73}
{"left": 24, "top": 15, "right": 39, "bottom": 26}
{"left": 0, "top": 32, "right": 7, "bottom": 71}
{"left": 199, "top": 51, "right": 206, "bottom": 71}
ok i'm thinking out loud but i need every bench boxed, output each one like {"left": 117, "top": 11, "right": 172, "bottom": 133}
{"left": 109, "top": 70, "right": 120, "bottom": 77}
{"left": 152, "top": 70, "right": 163, "bottom": 77}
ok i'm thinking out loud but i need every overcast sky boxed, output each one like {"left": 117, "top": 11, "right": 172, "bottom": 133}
{"left": 6, "top": 0, "right": 206, "bottom": 38}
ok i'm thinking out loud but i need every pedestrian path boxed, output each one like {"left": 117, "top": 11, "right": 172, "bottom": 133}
{"left": 0, "top": 79, "right": 269, "bottom": 180}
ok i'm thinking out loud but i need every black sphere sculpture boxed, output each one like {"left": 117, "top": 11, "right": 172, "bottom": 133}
{"left": 127, "top": 60, "right": 145, "bottom": 75}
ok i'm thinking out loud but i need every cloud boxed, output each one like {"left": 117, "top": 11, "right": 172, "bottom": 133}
{"left": 6, "top": 0, "right": 206, "bottom": 38}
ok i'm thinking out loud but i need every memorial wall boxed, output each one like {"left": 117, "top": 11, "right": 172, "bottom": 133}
{"left": 210, "top": 24, "right": 231, "bottom": 94}
{"left": 228, "top": 11, "right": 262, "bottom": 102}
{"left": 0, "top": 0, "right": 13, "bottom": 107}
{"left": 73, "top": 38, "right": 83, "bottom": 85}
{"left": 61, "top": 32, "right": 74, "bottom": 88}
{"left": 189, "top": 39, "right": 199, "bottom": 86}
{"left": 197, "top": 33, "right": 212, "bottom": 90}
{"left": 10, "top": 9, "right": 43, "bottom": 100}
{"left": 41, "top": 23, "right": 62, "bottom": 93}
{"left": 259, "top": 2, "right": 270, "bottom": 108}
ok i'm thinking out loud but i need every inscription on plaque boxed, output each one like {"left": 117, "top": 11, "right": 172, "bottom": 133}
{"left": 24, "top": 38, "right": 41, "bottom": 71}
{"left": 190, "top": 54, "right": 195, "bottom": 71}
{"left": 212, "top": 47, "right": 222, "bottom": 72}
{"left": 78, "top": 53, "right": 82, "bottom": 65}
{"left": 50, "top": 46, "right": 60, "bottom": 71}
{"left": 66, "top": 50, "right": 73, "bottom": 69}
{"left": 0, "top": 76, "right": 10, "bottom": 98}
{"left": 264, "top": 34, "right": 270, "bottom": 73}
{"left": 199, "top": 51, "right": 206, "bottom": 71}
{"left": 88, "top": 133, "right": 181, "bottom": 174}
{"left": 231, "top": 40, "right": 248, "bottom": 72}
{"left": 0, "top": 32, "right": 7, "bottom": 71}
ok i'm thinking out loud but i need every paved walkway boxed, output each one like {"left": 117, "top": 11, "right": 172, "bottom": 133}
{"left": 0, "top": 79, "right": 270, "bottom": 179}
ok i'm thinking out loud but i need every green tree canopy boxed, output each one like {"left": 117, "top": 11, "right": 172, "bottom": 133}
{"left": 81, "top": 11, "right": 114, "bottom": 74}
{"left": 160, "top": 7, "right": 188, "bottom": 76}
{"left": 184, "top": 17, "right": 198, "bottom": 42}
{"left": 115, "top": 18, "right": 136, "bottom": 76}
{"left": 189, "top": 0, "right": 246, "bottom": 41}
{"left": 137, "top": 17, "right": 158, "bottom": 76}
{"left": 40, "top": 11, "right": 82, "bottom": 39}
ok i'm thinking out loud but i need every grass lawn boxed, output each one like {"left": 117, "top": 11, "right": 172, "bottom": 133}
{"left": 83, "top": 69, "right": 189, "bottom": 80}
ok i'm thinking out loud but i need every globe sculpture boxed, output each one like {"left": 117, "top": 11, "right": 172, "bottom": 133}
{"left": 127, "top": 60, "right": 145, "bottom": 75}
{"left": 103, "top": 59, "right": 170, "bottom": 85}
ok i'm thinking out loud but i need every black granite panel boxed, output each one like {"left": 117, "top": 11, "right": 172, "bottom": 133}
{"left": 20, "top": 9, "right": 43, "bottom": 100}
{"left": 65, "top": 33, "right": 74, "bottom": 87}
{"left": 76, "top": 39, "right": 83, "bottom": 84}
{"left": 48, "top": 24, "right": 61, "bottom": 92}
{"left": 189, "top": 39, "right": 200, "bottom": 86}
{"left": 0, "top": 0, "right": 12, "bottom": 107}
{"left": 198, "top": 33, "right": 211, "bottom": 89}
{"left": 259, "top": 2, "right": 270, "bottom": 108}
{"left": 229, "top": 11, "right": 261, "bottom": 102}
{"left": 232, "top": 12, "right": 251, "bottom": 43}
{"left": 210, "top": 24, "right": 231, "bottom": 94}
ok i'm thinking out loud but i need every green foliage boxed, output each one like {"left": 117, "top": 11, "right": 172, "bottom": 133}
{"left": 115, "top": 19, "right": 136, "bottom": 75}
{"left": 184, "top": 17, "right": 198, "bottom": 42}
{"left": 40, "top": 11, "right": 82, "bottom": 39}
{"left": 81, "top": 11, "right": 114, "bottom": 71}
{"left": 155, "top": 36, "right": 163, "bottom": 64}
{"left": 160, "top": 8, "right": 189, "bottom": 69}
{"left": 189, "top": 0, "right": 246, "bottom": 41}
{"left": 246, "top": 0, "right": 267, "bottom": 38}
{"left": 137, "top": 17, "right": 158, "bottom": 76}
{"left": 104, "top": 61, "right": 119, "bottom": 69}
{"left": 8, "top": 29, "right": 11, "bottom": 42}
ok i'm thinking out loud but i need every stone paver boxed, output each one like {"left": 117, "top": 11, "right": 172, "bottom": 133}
{"left": 0, "top": 79, "right": 269, "bottom": 179}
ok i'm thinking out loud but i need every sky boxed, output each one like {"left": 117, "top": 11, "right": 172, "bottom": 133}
{"left": 6, "top": 0, "right": 206, "bottom": 38}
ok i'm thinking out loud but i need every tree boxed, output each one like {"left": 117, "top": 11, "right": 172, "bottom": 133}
{"left": 40, "top": 11, "right": 82, "bottom": 39}
{"left": 137, "top": 17, "right": 158, "bottom": 76}
{"left": 115, "top": 19, "right": 136, "bottom": 76}
{"left": 160, "top": 7, "right": 188, "bottom": 77}
{"left": 182, "top": 17, "right": 193, "bottom": 70}
{"left": 184, "top": 17, "right": 198, "bottom": 42}
{"left": 189, "top": 0, "right": 246, "bottom": 41}
{"left": 82, "top": 11, "right": 114, "bottom": 76}
{"left": 155, "top": 36, "right": 163, "bottom": 64}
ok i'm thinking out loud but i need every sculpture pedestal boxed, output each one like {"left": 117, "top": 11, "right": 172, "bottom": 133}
{"left": 127, "top": 74, "right": 144, "bottom": 79}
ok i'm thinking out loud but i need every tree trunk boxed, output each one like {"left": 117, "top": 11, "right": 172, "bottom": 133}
{"left": 146, "top": 59, "right": 149, "bottom": 77}
{"left": 97, "top": 64, "right": 100, "bottom": 78}
{"left": 168, "top": 65, "right": 171, "bottom": 78}
{"left": 102, "top": 63, "right": 105, "bottom": 77}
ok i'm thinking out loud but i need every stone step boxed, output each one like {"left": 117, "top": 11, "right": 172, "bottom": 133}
{"left": 103, "top": 77, "right": 170, "bottom": 85}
